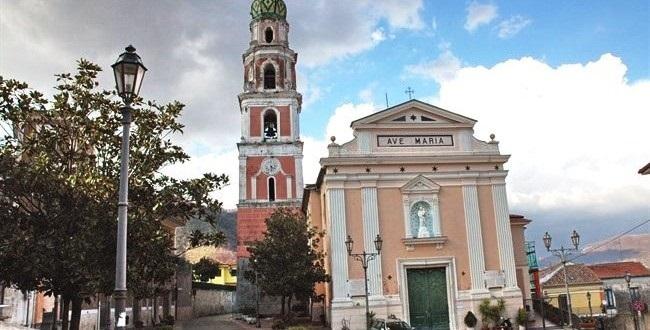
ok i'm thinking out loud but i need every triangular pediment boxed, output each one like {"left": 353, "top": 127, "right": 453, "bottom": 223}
{"left": 400, "top": 175, "right": 440, "bottom": 194}
{"left": 352, "top": 99, "right": 476, "bottom": 128}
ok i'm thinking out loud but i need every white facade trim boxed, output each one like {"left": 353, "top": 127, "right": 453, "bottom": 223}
{"left": 396, "top": 257, "right": 458, "bottom": 330}
{"left": 327, "top": 188, "right": 350, "bottom": 302}
{"left": 361, "top": 186, "right": 383, "bottom": 297}
{"left": 492, "top": 183, "right": 518, "bottom": 289}
{"left": 462, "top": 185, "right": 488, "bottom": 292}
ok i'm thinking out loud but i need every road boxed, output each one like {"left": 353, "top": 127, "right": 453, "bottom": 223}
{"left": 176, "top": 314, "right": 267, "bottom": 330}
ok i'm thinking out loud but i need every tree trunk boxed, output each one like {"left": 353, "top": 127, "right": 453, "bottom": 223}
{"left": 61, "top": 296, "right": 70, "bottom": 330}
{"left": 132, "top": 298, "right": 141, "bottom": 327}
{"left": 280, "top": 296, "right": 286, "bottom": 316}
{"left": 287, "top": 296, "right": 293, "bottom": 316}
{"left": 100, "top": 294, "right": 111, "bottom": 330}
{"left": 162, "top": 292, "right": 171, "bottom": 318}
{"left": 69, "top": 296, "right": 82, "bottom": 330}
{"left": 153, "top": 296, "right": 159, "bottom": 324}
{"left": 51, "top": 295, "right": 59, "bottom": 330}
{"left": 0, "top": 282, "right": 5, "bottom": 304}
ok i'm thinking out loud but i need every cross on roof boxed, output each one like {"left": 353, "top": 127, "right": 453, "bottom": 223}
{"left": 405, "top": 87, "right": 415, "bottom": 100}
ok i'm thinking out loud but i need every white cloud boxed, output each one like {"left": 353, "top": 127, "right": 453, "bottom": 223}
{"left": 404, "top": 50, "right": 462, "bottom": 84}
{"left": 497, "top": 15, "right": 532, "bottom": 38}
{"left": 301, "top": 102, "right": 379, "bottom": 186}
{"left": 432, "top": 53, "right": 650, "bottom": 215}
{"left": 464, "top": 2, "right": 498, "bottom": 32}
{"left": 371, "top": 28, "right": 387, "bottom": 43}
{"left": 371, "top": 0, "right": 425, "bottom": 30}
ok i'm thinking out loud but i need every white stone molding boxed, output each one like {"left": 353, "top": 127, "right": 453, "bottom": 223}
{"left": 400, "top": 176, "right": 442, "bottom": 239}
{"left": 491, "top": 183, "right": 518, "bottom": 289}
{"left": 251, "top": 176, "right": 257, "bottom": 201}
{"left": 397, "top": 257, "right": 458, "bottom": 330}
{"left": 462, "top": 185, "right": 487, "bottom": 293}
{"left": 327, "top": 188, "right": 350, "bottom": 302}
{"left": 261, "top": 107, "right": 281, "bottom": 140}
{"left": 295, "top": 155, "right": 304, "bottom": 199}
{"left": 361, "top": 187, "right": 383, "bottom": 298}
{"left": 239, "top": 156, "right": 247, "bottom": 201}
{"left": 286, "top": 176, "right": 293, "bottom": 199}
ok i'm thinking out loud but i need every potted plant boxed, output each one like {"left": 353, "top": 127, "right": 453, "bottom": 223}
{"left": 516, "top": 308, "right": 527, "bottom": 330}
{"left": 479, "top": 298, "right": 506, "bottom": 329}
{"left": 464, "top": 311, "right": 478, "bottom": 329}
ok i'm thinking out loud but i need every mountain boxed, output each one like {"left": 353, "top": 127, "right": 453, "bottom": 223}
{"left": 176, "top": 210, "right": 237, "bottom": 252}
{"left": 540, "top": 233, "right": 650, "bottom": 268}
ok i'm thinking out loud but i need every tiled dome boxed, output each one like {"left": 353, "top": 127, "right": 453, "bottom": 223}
{"left": 251, "top": 0, "right": 287, "bottom": 21}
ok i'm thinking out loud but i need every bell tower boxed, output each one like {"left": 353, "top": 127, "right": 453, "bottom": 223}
{"left": 236, "top": 0, "right": 304, "bottom": 310}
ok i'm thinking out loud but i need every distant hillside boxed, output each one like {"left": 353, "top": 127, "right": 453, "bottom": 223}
{"left": 540, "top": 233, "right": 650, "bottom": 268}
{"left": 176, "top": 210, "right": 237, "bottom": 252}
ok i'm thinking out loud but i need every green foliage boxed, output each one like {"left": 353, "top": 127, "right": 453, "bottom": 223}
{"left": 516, "top": 308, "right": 527, "bottom": 326}
{"left": 464, "top": 311, "right": 478, "bottom": 327}
{"left": 0, "top": 60, "right": 228, "bottom": 327}
{"left": 192, "top": 257, "right": 221, "bottom": 282}
{"left": 367, "top": 311, "right": 376, "bottom": 328}
{"left": 246, "top": 208, "right": 330, "bottom": 315}
{"left": 478, "top": 298, "right": 506, "bottom": 327}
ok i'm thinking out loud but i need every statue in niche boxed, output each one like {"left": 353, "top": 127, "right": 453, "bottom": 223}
{"left": 410, "top": 201, "right": 432, "bottom": 238}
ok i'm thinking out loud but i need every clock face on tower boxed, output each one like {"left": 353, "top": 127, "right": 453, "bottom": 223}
{"left": 261, "top": 157, "right": 281, "bottom": 176}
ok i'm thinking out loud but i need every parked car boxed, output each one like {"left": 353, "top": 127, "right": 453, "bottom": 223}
{"left": 370, "top": 316, "right": 414, "bottom": 330}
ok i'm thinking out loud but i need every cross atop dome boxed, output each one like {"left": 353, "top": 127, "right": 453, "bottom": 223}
{"left": 251, "top": 0, "right": 287, "bottom": 21}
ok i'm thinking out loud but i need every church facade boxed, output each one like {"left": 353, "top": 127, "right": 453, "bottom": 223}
{"left": 304, "top": 100, "right": 527, "bottom": 329}
{"left": 235, "top": 0, "right": 304, "bottom": 310}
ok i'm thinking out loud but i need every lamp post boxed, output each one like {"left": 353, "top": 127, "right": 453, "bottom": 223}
{"left": 542, "top": 230, "right": 580, "bottom": 329}
{"left": 624, "top": 271, "right": 640, "bottom": 330}
{"left": 345, "top": 234, "right": 383, "bottom": 330}
{"left": 586, "top": 291, "right": 592, "bottom": 318}
{"left": 111, "top": 45, "right": 147, "bottom": 330}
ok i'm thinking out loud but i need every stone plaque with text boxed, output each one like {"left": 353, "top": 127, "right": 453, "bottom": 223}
{"left": 377, "top": 135, "right": 454, "bottom": 147}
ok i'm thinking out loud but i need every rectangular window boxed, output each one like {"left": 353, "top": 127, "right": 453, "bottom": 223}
{"left": 230, "top": 269, "right": 237, "bottom": 277}
{"left": 630, "top": 287, "right": 641, "bottom": 300}
{"left": 605, "top": 288, "right": 616, "bottom": 308}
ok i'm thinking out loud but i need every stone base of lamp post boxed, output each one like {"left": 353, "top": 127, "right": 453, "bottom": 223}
{"left": 113, "top": 290, "right": 127, "bottom": 329}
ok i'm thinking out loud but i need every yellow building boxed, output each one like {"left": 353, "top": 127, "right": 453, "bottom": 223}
{"left": 541, "top": 263, "right": 603, "bottom": 316}
{"left": 208, "top": 264, "right": 238, "bottom": 286}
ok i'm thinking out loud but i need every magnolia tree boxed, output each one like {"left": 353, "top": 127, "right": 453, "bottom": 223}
{"left": 0, "top": 60, "right": 227, "bottom": 330}
{"left": 246, "top": 208, "right": 329, "bottom": 317}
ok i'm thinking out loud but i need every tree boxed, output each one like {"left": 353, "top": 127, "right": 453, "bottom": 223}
{"left": 0, "top": 60, "right": 228, "bottom": 329}
{"left": 246, "top": 208, "right": 329, "bottom": 316}
{"left": 192, "top": 257, "right": 221, "bottom": 282}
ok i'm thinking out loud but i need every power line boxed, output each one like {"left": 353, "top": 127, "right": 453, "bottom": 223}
{"left": 567, "top": 219, "right": 649, "bottom": 263}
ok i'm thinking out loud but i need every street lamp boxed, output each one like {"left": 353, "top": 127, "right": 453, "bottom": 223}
{"left": 112, "top": 45, "right": 147, "bottom": 330}
{"left": 586, "top": 291, "right": 592, "bottom": 318}
{"left": 542, "top": 230, "right": 580, "bottom": 329}
{"left": 345, "top": 234, "right": 383, "bottom": 330}
{"left": 624, "top": 271, "right": 640, "bottom": 330}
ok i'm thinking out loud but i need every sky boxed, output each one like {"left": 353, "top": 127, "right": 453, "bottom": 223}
{"left": 1, "top": 0, "right": 649, "bottom": 255}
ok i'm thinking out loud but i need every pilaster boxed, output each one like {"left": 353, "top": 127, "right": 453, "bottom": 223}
{"left": 328, "top": 188, "right": 350, "bottom": 302}
{"left": 361, "top": 186, "right": 382, "bottom": 298}
{"left": 492, "top": 184, "right": 518, "bottom": 289}
{"left": 462, "top": 184, "right": 487, "bottom": 293}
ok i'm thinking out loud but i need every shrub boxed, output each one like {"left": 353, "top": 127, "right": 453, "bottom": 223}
{"left": 516, "top": 308, "right": 527, "bottom": 326}
{"left": 464, "top": 311, "right": 478, "bottom": 327}
{"left": 479, "top": 299, "right": 505, "bottom": 327}
{"left": 272, "top": 319, "right": 287, "bottom": 329}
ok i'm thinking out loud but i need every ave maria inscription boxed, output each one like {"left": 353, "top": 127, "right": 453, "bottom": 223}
{"left": 377, "top": 135, "right": 454, "bottom": 147}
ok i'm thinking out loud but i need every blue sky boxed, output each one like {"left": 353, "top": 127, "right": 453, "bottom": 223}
{"left": 1, "top": 0, "right": 649, "bottom": 254}
{"left": 301, "top": 0, "right": 649, "bottom": 136}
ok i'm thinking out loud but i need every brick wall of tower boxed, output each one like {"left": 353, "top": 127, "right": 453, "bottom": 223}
{"left": 245, "top": 156, "right": 296, "bottom": 200}
{"left": 236, "top": 207, "right": 276, "bottom": 257}
{"left": 249, "top": 105, "right": 291, "bottom": 137}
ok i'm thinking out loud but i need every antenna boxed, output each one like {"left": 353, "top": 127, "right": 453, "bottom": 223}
{"left": 385, "top": 92, "right": 389, "bottom": 108}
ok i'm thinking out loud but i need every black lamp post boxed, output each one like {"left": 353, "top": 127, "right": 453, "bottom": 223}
{"left": 586, "top": 291, "right": 592, "bottom": 317}
{"left": 111, "top": 45, "right": 146, "bottom": 330}
{"left": 345, "top": 234, "right": 383, "bottom": 330}
{"left": 543, "top": 230, "right": 580, "bottom": 329}
{"left": 624, "top": 271, "right": 640, "bottom": 330}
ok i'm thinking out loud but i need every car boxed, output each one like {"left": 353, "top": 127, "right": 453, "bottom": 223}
{"left": 370, "top": 316, "right": 414, "bottom": 330}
